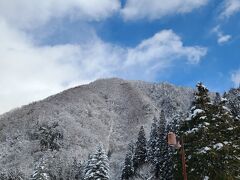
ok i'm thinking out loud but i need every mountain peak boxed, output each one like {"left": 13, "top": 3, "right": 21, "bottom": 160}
{"left": 0, "top": 78, "right": 194, "bottom": 179}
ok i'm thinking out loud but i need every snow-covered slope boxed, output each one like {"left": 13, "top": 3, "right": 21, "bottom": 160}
{"left": 0, "top": 78, "right": 194, "bottom": 179}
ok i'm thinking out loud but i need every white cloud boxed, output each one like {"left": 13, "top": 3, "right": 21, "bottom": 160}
{"left": 231, "top": 69, "right": 240, "bottom": 87}
{"left": 122, "top": 30, "right": 207, "bottom": 80}
{"left": 0, "top": 0, "right": 207, "bottom": 114}
{"left": 220, "top": 0, "right": 240, "bottom": 18}
{"left": 121, "top": 0, "right": 209, "bottom": 20}
{"left": 217, "top": 34, "right": 231, "bottom": 44}
{"left": 0, "top": 22, "right": 207, "bottom": 114}
{"left": 212, "top": 26, "right": 231, "bottom": 45}
{"left": 0, "top": 25, "right": 120, "bottom": 114}
{"left": 0, "top": 0, "right": 120, "bottom": 29}
{"left": 125, "top": 30, "right": 207, "bottom": 68}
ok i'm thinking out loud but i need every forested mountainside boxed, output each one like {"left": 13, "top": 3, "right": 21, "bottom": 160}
{"left": 0, "top": 78, "right": 239, "bottom": 179}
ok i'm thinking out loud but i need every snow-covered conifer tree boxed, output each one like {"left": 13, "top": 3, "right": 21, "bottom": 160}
{"left": 36, "top": 122, "right": 63, "bottom": 151}
{"left": 213, "top": 92, "right": 222, "bottom": 105}
{"left": 177, "top": 83, "right": 240, "bottom": 179}
{"left": 30, "top": 157, "right": 50, "bottom": 180}
{"left": 133, "top": 126, "right": 147, "bottom": 170}
{"left": 224, "top": 87, "right": 240, "bottom": 120}
{"left": 168, "top": 112, "right": 184, "bottom": 134}
{"left": 176, "top": 82, "right": 213, "bottom": 179}
{"left": 84, "top": 145, "right": 110, "bottom": 180}
{"left": 154, "top": 110, "right": 169, "bottom": 179}
{"left": 147, "top": 116, "right": 158, "bottom": 164}
{"left": 208, "top": 95, "right": 240, "bottom": 178}
{"left": 121, "top": 142, "right": 134, "bottom": 180}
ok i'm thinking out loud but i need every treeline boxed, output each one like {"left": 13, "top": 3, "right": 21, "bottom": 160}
{"left": 122, "top": 82, "right": 240, "bottom": 179}
{"left": 29, "top": 144, "right": 110, "bottom": 180}
{"left": 121, "top": 111, "right": 180, "bottom": 180}
{"left": 0, "top": 121, "right": 111, "bottom": 180}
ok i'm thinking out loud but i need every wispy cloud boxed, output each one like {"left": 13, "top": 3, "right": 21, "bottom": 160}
{"left": 231, "top": 69, "right": 240, "bottom": 87}
{"left": 121, "top": 0, "right": 209, "bottom": 20}
{"left": 212, "top": 26, "right": 231, "bottom": 45}
{"left": 220, "top": 0, "right": 240, "bottom": 18}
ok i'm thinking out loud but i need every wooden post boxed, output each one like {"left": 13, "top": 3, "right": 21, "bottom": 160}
{"left": 181, "top": 136, "right": 187, "bottom": 180}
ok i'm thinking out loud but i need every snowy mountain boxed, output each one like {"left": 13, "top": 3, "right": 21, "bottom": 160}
{"left": 0, "top": 78, "right": 195, "bottom": 179}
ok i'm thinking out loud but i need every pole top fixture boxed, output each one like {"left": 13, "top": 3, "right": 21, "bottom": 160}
{"left": 167, "top": 132, "right": 181, "bottom": 149}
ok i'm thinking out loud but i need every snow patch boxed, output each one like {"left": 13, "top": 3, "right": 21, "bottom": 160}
{"left": 186, "top": 128, "right": 199, "bottom": 134}
{"left": 213, "top": 143, "right": 223, "bottom": 150}
{"left": 223, "top": 141, "right": 229, "bottom": 145}
{"left": 204, "top": 176, "right": 209, "bottom": 180}
{"left": 200, "top": 116, "right": 207, "bottom": 120}
{"left": 199, "top": 147, "right": 211, "bottom": 154}
{"left": 222, "top": 106, "right": 230, "bottom": 111}
{"left": 203, "top": 122, "right": 210, "bottom": 126}
{"left": 233, "top": 144, "right": 239, "bottom": 148}
{"left": 221, "top": 97, "right": 227, "bottom": 102}
{"left": 191, "top": 106, "right": 196, "bottom": 111}
{"left": 185, "top": 117, "right": 191, "bottom": 121}
{"left": 191, "top": 109, "right": 204, "bottom": 118}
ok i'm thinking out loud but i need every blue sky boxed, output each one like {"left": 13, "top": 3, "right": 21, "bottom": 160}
{"left": 0, "top": 0, "right": 240, "bottom": 113}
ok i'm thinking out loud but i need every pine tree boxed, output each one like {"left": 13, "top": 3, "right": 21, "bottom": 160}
{"left": 208, "top": 95, "right": 240, "bottom": 178}
{"left": 147, "top": 116, "right": 158, "bottom": 164}
{"left": 121, "top": 142, "right": 135, "bottom": 180}
{"left": 193, "top": 82, "right": 211, "bottom": 109}
{"left": 84, "top": 145, "right": 110, "bottom": 180}
{"left": 176, "top": 83, "right": 240, "bottom": 179}
{"left": 213, "top": 92, "right": 222, "bottom": 105}
{"left": 224, "top": 87, "right": 240, "bottom": 119}
{"left": 133, "top": 126, "right": 147, "bottom": 171}
{"left": 154, "top": 110, "right": 169, "bottom": 179}
{"left": 175, "top": 83, "right": 213, "bottom": 179}
{"left": 168, "top": 112, "right": 184, "bottom": 134}
{"left": 36, "top": 122, "right": 63, "bottom": 151}
{"left": 223, "top": 87, "right": 240, "bottom": 178}
{"left": 30, "top": 157, "right": 51, "bottom": 180}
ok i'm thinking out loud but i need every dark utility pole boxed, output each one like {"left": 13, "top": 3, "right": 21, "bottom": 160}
{"left": 180, "top": 136, "right": 187, "bottom": 180}
{"left": 167, "top": 132, "right": 187, "bottom": 180}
